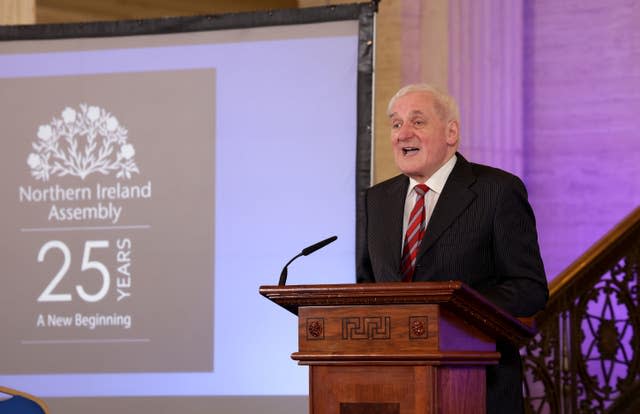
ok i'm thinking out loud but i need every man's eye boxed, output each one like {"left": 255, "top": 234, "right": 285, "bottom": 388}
{"left": 413, "top": 119, "right": 425, "bottom": 127}
{"left": 392, "top": 122, "right": 402, "bottom": 129}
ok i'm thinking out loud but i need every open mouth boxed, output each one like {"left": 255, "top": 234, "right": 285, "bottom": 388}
{"left": 402, "top": 147, "right": 419, "bottom": 156}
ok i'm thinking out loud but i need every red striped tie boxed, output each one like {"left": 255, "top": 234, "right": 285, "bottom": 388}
{"left": 401, "top": 184, "right": 429, "bottom": 282}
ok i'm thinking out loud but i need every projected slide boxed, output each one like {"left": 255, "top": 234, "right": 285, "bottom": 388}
{"left": 0, "top": 6, "right": 373, "bottom": 410}
{"left": 1, "top": 69, "right": 215, "bottom": 373}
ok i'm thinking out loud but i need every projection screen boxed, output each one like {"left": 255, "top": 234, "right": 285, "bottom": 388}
{"left": 0, "top": 4, "right": 374, "bottom": 413}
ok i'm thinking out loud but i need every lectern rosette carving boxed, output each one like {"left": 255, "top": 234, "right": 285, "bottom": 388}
{"left": 306, "top": 318, "right": 324, "bottom": 340}
{"left": 409, "top": 316, "right": 428, "bottom": 339}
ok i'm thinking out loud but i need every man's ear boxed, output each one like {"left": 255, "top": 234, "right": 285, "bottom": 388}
{"left": 446, "top": 120, "right": 459, "bottom": 146}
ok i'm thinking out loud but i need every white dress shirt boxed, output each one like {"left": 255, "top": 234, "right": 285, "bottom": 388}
{"left": 402, "top": 154, "right": 458, "bottom": 248}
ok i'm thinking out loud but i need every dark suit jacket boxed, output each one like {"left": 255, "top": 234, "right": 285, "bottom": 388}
{"left": 356, "top": 153, "right": 548, "bottom": 413}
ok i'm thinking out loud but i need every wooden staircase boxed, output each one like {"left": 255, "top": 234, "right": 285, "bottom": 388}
{"left": 521, "top": 207, "right": 640, "bottom": 414}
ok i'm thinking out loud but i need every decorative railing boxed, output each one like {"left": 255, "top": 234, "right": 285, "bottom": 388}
{"left": 522, "top": 207, "right": 640, "bottom": 414}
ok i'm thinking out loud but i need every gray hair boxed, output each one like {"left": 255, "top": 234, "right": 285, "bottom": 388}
{"left": 387, "top": 83, "right": 460, "bottom": 125}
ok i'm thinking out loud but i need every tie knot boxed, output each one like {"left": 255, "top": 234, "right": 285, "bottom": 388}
{"left": 414, "top": 184, "right": 429, "bottom": 197}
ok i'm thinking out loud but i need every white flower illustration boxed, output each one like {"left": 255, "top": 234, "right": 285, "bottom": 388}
{"left": 27, "top": 104, "right": 139, "bottom": 181}
{"left": 87, "top": 106, "right": 100, "bottom": 121}
{"left": 106, "top": 116, "right": 119, "bottom": 132}
{"left": 37, "top": 125, "right": 52, "bottom": 140}
{"left": 119, "top": 143, "right": 135, "bottom": 159}
{"left": 27, "top": 153, "right": 41, "bottom": 168}
{"left": 62, "top": 107, "right": 76, "bottom": 123}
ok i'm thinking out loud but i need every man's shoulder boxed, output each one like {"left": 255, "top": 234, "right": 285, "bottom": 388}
{"left": 367, "top": 174, "right": 407, "bottom": 195}
{"left": 465, "top": 160, "right": 525, "bottom": 188}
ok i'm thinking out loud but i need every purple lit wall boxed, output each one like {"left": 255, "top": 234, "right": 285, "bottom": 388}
{"left": 523, "top": 0, "right": 640, "bottom": 278}
{"left": 443, "top": 1, "right": 638, "bottom": 408}
{"left": 449, "top": 0, "right": 525, "bottom": 179}
{"left": 447, "top": 0, "right": 640, "bottom": 280}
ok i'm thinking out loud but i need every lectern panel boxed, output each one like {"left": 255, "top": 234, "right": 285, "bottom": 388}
{"left": 310, "top": 365, "right": 434, "bottom": 414}
{"left": 299, "top": 305, "right": 439, "bottom": 355}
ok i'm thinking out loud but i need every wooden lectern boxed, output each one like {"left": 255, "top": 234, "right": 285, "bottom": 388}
{"left": 260, "top": 281, "right": 536, "bottom": 414}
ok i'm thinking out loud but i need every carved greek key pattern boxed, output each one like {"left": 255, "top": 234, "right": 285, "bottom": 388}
{"left": 342, "top": 316, "right": 391, "bottom": 340}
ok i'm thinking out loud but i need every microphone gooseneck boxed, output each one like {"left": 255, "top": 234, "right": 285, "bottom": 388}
{"left": 278, "top": 236, "right": 338, "bottom": 286}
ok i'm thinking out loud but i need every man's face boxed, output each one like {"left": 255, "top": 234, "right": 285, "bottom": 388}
{"left": 389, "top": 91, "right": 459, "bottom": 182}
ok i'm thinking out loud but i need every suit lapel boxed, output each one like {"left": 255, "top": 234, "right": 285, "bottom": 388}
{"left": 418, "top": 154, "right": 477, "bottom": 258}
{"left": 383, "top": 175, "right": 409, "bottom": 278}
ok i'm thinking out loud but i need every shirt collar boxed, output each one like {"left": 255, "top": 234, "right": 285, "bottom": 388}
{"left": 407, "top": 154, "right": 458, "bottom": 195}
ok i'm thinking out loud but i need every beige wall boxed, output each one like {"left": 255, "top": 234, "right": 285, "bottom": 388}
{"left": 372, "top": 0, "right": 403, "bottom": 184}
{"left": 372, "top": 0, "right": 448, "bottom": 183}
{"left": 0, "top": 0, "right": 35, "bottom": 24}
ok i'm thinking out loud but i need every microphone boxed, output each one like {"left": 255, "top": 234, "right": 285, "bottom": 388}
{"left": 278, "top": 236, "right": 338, "bottom": 286}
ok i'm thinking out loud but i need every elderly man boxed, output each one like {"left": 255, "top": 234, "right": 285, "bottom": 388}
{"left": 356, "top": 84, "right": 548, "bottom": 413}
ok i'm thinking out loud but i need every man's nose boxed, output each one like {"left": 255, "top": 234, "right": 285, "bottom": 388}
{"left": 396, "top": 124, "right": 413, "bottom": 141}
